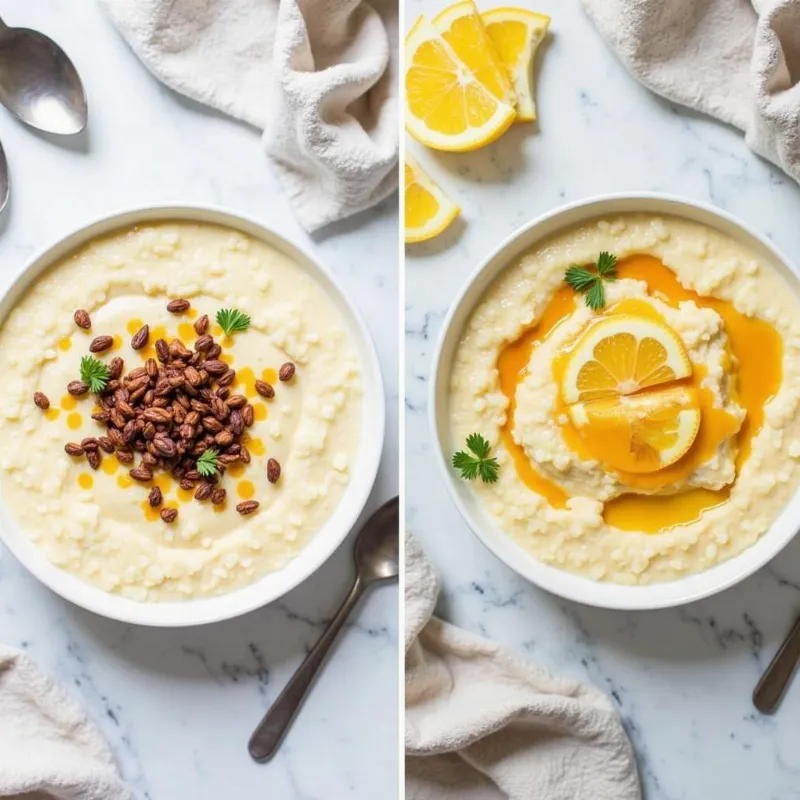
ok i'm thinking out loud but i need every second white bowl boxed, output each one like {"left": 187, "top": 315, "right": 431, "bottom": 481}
{"left": 431, "top": 193, "right": 800, "bottom": 610}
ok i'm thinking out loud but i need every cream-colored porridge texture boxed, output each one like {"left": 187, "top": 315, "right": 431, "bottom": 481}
{"left": 449, "top": 214, "right": 800, "bottom": 584}
{"left": 0, "top": 222, "right": 362, "bottom": 601}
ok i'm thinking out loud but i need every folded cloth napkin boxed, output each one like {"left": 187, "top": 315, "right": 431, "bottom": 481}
{"left": 405, "top": 533, "right": 641, "bottom": 800}
{"left": 100, "top": 0, "right": 398, "bottom": 233}
{"left": 581, "top": 0, "right": 800, "bottom": 186}
{"left": 0, "top": 646, "right": 131, "bottom": 800}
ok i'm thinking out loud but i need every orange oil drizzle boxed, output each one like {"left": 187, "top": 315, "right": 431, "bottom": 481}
{"left": 177, "top": 322, "right": 195, "bottom": 342}
{"left": 497, "top": 255, "right": 784, "bottom": 532}
{"left": 236, "top": 480, "right": 255, "bottom": 499}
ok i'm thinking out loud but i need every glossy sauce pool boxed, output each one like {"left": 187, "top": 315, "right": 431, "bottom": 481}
{"left": 496, "top": 254, "right": 783, "bottom": 533}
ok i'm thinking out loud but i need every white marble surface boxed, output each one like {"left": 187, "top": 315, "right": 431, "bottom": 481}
{"left": 406, "top": 2, "right": 800, "bottom": 798}
{"left": 0, "top": 2, "right": 398, "bottom": 798}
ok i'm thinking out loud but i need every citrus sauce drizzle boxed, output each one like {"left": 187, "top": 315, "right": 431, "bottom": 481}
{"left": 496, "top": 286, "right": 573, "bottom": 508}
{"left": 496, "top": 255, "right": 784, "bottom": 533}
{"left": 552, "top": 299, "right": 742, "bottom": 491}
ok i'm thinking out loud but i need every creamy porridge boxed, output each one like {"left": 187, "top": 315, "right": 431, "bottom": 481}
{"left": 0, "top": 222, "right": 362, "bottom": 601}
{"left": 449, "top": 213, "right": 800, "bottom": 584}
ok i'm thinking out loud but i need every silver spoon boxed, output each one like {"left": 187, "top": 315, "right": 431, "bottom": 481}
{"left": 248, "top": 496, "right": 399, "bottom": 762}
{"left": 753, "top": 613, "right": 800, "bottom": 713}
{"left": 0, "top": 15, "right": 87, "bottom": 134}
{"left": 0, "top": 139, "right": 9, "bottom": 212}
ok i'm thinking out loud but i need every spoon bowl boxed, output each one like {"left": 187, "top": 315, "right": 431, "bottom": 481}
{"left": 0, "top": 139, "right": 9, "bottom": 213}
{"left": 0, "top": 15, "right": 87, "bottom": 134}
{"left": 354, "top": 497, "right": 399, "bottom": 583}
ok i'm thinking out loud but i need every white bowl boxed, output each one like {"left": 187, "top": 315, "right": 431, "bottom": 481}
{"left": 0, "top": 205, "right": 385, "bottom": 626}
{"left": 431, "top": 193, "right": 800, "bottom": 610}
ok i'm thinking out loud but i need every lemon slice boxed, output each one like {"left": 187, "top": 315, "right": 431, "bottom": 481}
{"left": 405, "top": 15, "right": 516, "bottom": 152}
{"left": 481, "top": 8, "right": 550, "bottom": 122}
{"left": 405, "top": 154, "right": 460, "bottom": 243}
{"left": 432, "top": 1, "right": 516, "bottom": 107}
{"left": 560, "top": 314, "right": 692, "bottom": 405}
{"left": 568, "top": 386, "right": 701, "bottom": 473}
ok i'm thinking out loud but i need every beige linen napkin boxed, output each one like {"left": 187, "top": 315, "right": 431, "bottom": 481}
{"left": 0, "top": 646, "right": 131, "bottom": 800}
{"left": 405, "top": 533, "right": 641, "bottom": 800}
{"left": 581, "top": 0, "right": 800, "bottom": 185}
{"left": 100, "top": 0, "right": 398, "bottom": 232}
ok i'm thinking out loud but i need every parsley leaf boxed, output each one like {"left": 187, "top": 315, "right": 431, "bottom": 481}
{"left": 79, "top": 355, "right": 110, "bottom": 393}
{"left": 564, "top": 251, "right": 618, "bottom": 310}
{"left": 564, "top": 265, "right": 597, "bottom": 292}
{"left": 585, "top": 280, "right": 606, "bottom": 311}
{"left": 452, "top": 433, "right": 499, "bottom": 484}
{"left": 596, "top": 251, "right": 618, "bottom": 278}
{"left": 196, "top": 448, "right": 220, "bottom": 477}
{"left": 216, "top": 308, "right": 251, "bottom": 336}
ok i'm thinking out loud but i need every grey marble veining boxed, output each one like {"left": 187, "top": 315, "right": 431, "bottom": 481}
{"left": 406, "top": 1, "right": 800, "bottom": 798}
{"left": 0, "top": 2, "right": 398, "bottom": 798}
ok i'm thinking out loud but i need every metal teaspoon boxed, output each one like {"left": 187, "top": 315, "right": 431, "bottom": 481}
{"left": 0, "top": 139, "right": 9, "bottom": 212}
{"left": 248, "top": 496, "right": 399, "bottom": 762}
{"left": 0, "top": 14, "right": 87, "bottom": 134}
{"left": 753, "top": 613, "right": 800, "bottom": 713}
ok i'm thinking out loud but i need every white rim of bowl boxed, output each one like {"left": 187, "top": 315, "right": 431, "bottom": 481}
{"left": 0, "top": 204, "right": 385, "bottom": 626}
{"left": 430, "top": 192, "right": 800, "bottom": 610}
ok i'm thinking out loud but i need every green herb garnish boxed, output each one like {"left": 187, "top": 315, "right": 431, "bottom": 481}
{"left": 216, "top": 308, "right": 251, "bottom": 336}
{"left": 79, "top": 355, "right": 110, "bottom": 393}
{"left": 564, "top": 251, "right": 618, "bottom": 310}
{"left": 196, "top": 448, "right": 220, "bottom": 477}
{"left": 452, "top": 433, "right": 499, "bottom": 484}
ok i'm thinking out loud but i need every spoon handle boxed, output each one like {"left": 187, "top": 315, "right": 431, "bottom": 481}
{"left": 753, "top": 614, "right": 800, "bottom": 714}
{"left": 248, "top": 575, "right": 366, "bottom": 762}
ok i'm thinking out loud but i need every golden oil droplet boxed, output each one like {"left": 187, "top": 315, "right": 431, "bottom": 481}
{"left": 141, "top": 500, "right": 160, "bottom": 522}
{"left": 102, "top": 458, "right": 119, "bottom": 476}
{"left": 154, "top": 474, "right": 173, "bottom": 493}
{"left": 177, "top": 322, "right": 195, "bottom": 342}
{"left": 126, "top": 319, "right": 144, "bottom": 335}
{"left": 58, "top": 337, "right": 72, "bottom": 352}
{"left": 118, "top": 474, "right": 133, "bottom": 489}
{"left": 45, "top": 408, "right": 60, "bottom": 421}
{"left": 228, "top": 463, "right": 246, "bottom": 478}
{"left": 77, "top": 473, "right": 93, "bottom": 490}
{"left": 213, "top": 504, "right": 226, "bottom": 514}
{"left": 188, "top": 308, "right": 198, "bottom": 320}
{"left": 177, "top": 486, "right": 194, "bottom": 503}
{"left": 112, "top": 334, "right": 123, "bottom": 350}
{"left": 67, "top": 412, "right": 82, "bottom": 430}
{"left": 253, "top": 403, "right": 267, "bottom": 422}
{"left": 222, "top": 335, "right": 234, "bottom": 349}
{"left": 212, "top": 324, "right": 223, "bottom": 337}
{"left": 61, "top": 394, "right": 77, "bottom": 411}
{"left": 262, "top": 368, "right": 278, "bottom": 385}
{"left": 247, "top": 437, "right": 265, "bottom": 456}
{"left": 236, "top": 367, "right": 256, "bottom": 398}
{"left": 236, "top": 480, "right": 255, "bottom": 500}
{"left": 220, "top": 352, "right": 234, "bottom": 365}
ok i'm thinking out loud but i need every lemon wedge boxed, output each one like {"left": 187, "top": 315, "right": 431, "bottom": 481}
{"left": 405, "top": 15, "right": 516, "bottom": 152}
{"left": 481, "top": 8, "right": 550, "bottom": 122}
{"left": 432, "top": 1, "right": 516, "bottom": 107}
{"left": 560, "top": 314, "right": 693, "bottom": 405}
{"left": 405, "top": 154, "right": 460, "bottom": 243}
{"left": 568, "top": 386, "right": 701, "bottom": 474}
